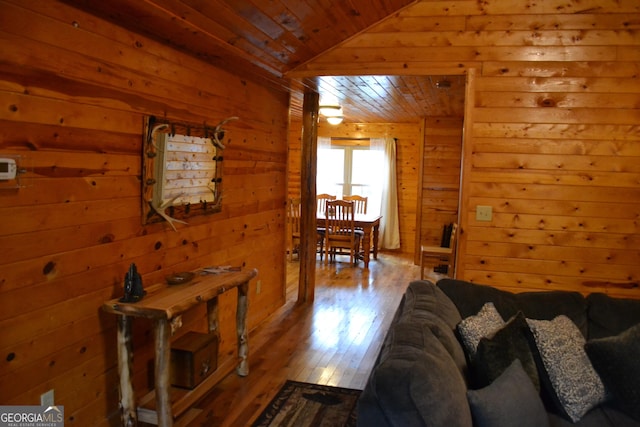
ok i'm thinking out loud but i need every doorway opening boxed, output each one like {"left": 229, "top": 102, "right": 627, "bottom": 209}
{"left": 286, "top": 73, "right": 469, "bottom": 296}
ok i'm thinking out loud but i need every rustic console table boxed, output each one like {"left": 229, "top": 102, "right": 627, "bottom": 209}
{"left": 102, "top": 268, "right": 257, "bottom": 427}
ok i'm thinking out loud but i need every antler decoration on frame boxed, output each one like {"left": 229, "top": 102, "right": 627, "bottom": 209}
{"left": 206, "top": 186, "right": 223, "bottom": 210}
{"left": 149, "top": 123, "right": 169, "bottom": 149}
{"left": 150, "top": 194, "right": 188, "bottom": 232}
{"left": 211, "top": 116, "right": 239, "bottom": 149}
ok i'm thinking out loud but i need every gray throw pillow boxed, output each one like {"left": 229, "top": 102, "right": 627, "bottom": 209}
{"left": 457, "top": 302, "right": 505, "bottom": 360}
{"left": 585, "top": 323, "right": 640, "bottom": 422}
{"left": 527, "top": 316, "right": 607, "bottom": 422}
{"left": 467, "top": 359, "right": 549, "bottom": 427}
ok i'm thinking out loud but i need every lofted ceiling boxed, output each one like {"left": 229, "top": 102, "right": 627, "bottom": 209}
{"left": 292, "top": 74, "right": 466, "bottom": 123}
{"left": 64, "top": 0, "right": 465, "bottom": 122}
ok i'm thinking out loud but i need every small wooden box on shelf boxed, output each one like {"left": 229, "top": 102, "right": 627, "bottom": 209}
{"left": 171, "top": 331, "right": 219, "bottom": 389}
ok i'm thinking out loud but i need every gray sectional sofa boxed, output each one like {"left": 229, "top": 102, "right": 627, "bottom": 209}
{"left": 357, "top": 278, "right": 640, "bottom": 427}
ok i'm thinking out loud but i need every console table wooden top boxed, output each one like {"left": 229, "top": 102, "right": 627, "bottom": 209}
{"left": 103, "top": 268, "right": 258, "bottom": 320}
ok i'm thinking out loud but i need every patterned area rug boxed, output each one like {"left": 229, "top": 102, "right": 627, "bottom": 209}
{"left": 251, "top": 380, "right": 361, "bottom": 427}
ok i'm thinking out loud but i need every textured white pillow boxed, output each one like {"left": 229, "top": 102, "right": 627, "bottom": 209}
{"left": 457, "top": 302, "right": 505, "bottom": 359}
{"left": 527, "top": 315, "right": 607, "bottom": 422}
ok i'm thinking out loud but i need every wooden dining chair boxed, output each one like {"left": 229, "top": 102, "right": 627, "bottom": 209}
{"left": 325, "top": 199, "right": 364, "bottom": 265}
{"left": 420, "top": 223, "right": 457, "bottom": 279}
{"left": 316, "top": 194, "right": 336, "bottom": 259}
{"left": 343, "top": 195, "right": 369, "bottom": 253}
{"left": 343, "top": 195, "right": 367, "bottom": 214}
{"left": 287, "top": 198, "right": 302, "bottom": 261}
{"left": 288, "top": 198, "right": 324, "bottom": 261}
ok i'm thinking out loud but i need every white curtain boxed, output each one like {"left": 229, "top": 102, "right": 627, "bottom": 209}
{"left": 371, "top": 137, "right": 400, "bottom": 250}
{"left": 316, "top": 136, "right": 332, "bottom": 196}
{"left": 318, "top": 136, "right": 331, "bottom": 149}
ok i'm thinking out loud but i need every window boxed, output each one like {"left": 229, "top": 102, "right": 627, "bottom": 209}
{"left": 317, "top": 142, "right": 384, "bottom": 215}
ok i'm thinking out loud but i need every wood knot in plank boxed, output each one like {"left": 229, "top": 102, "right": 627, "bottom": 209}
{"left": 538, "top": 97, "right": 557, "bottom": 107}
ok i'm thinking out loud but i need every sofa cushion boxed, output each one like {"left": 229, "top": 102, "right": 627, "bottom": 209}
{"left": 360, "top": 319, "right": 473, "bottom": 427}
{"left": 467, "top": 359, "right": 549, "bottom": 427}
{"left": 527, "top": 316, "right": 607, "bottom": 422}
{"left": 400, "top": 280, "right": 462, "bottom": 330}
{"left": 457, "top": 302, "right": 505, "bottom": 360}
{"left": 587, "top": 293, "right": 640, "bottom": 339}
{"left": 395, "top": 280, "right": 467, "bottom": 376}
{"left": 474, "top": 311, "right": 539, "bottom": 391}
{"left": 585, "top": 323, "right": 640, "bottom": 422}
{"left": 437, "top": 279, "right": 588, "bottom": 337}
{"left": 548, "top": 403, "right": 640, "bottom": 427}
{"left": 515, "top": 291, "right": 588, "bottom": 337}
{"left": 437, "top": 279, "right": 519, "bottom": 320}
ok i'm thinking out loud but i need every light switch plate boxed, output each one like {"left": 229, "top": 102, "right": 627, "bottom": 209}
{"left": 476, "top": 205, "right": 493, "bottom": 222}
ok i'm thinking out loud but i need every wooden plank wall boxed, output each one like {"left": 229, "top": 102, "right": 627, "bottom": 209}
{"left": 421, "top": 117, "right": 463, "bottom": 250}
{"left": 294, "top": 0, "right": 640, "bottom": 298}
{"left": 287, "top": 120, "right": 303, "bottom": 201}
{"left": 0, "top": 1, "right": 289, "bottom": 425}
{"left": 288, "top": 120, "right": 423, "bottom": 255}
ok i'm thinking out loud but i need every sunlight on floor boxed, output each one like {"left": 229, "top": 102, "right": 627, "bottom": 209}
{"left": 287, "top": 252, "right": 420, "bottom": 353}
{"left": 312, "top": 306, "right": 373, "bottom": 348}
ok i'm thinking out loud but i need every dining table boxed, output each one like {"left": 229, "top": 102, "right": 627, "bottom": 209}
{"left": 317, "top": 213, "right": 382, "bottom": 268}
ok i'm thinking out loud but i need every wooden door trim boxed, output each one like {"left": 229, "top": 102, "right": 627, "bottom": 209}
{"left": 455, "top": 68, "right": 477, "bottom": 279}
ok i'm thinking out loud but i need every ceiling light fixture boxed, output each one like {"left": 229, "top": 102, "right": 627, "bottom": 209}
{"left": 319, "top": 105, "right": 342, "bottom": 117}
{"left": 326, "top": 116, "right": 343, "bottom": 125}
{"left": 319, "top": 104, "right": 344, "bottom": 125}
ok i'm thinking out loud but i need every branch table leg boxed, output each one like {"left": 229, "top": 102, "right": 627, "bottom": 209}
{"left": 206, "top": 296, "right": 221, "bottom": 340}
{"left": 155, "top": 319, "right": 172, "bottom": 427}
{"left": 117, "top": 315, "right": 137, "bottom": 427}
{"left": 236, "top": 282, "right": 249, "bottom": 376}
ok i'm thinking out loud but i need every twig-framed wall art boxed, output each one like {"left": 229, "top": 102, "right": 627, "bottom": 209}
{"left": 141, "top": 115, "right": 238, "bottom": 230}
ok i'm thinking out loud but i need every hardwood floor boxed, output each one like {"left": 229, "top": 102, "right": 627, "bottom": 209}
{"left": 194, "top": 252, "right": 423, "bottom": 426}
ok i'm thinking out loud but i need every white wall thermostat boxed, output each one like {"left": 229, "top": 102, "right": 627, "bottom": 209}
{"left": 0, "top": 158, "right": 17, "bottom": 180}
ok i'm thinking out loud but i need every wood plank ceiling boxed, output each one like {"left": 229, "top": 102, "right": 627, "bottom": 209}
{"left": 294, "top": 75, "right": 466, "bottom": 122}
{"left": 63, "top": 0, "right": 465, "bottom": 122}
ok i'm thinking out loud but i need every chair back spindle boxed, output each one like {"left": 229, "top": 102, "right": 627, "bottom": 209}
{"left": 317, "top": 193, "right": 337, "bottom": 216}
{"left": 343, "top": 195, "right": 367, "bottom": 215}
